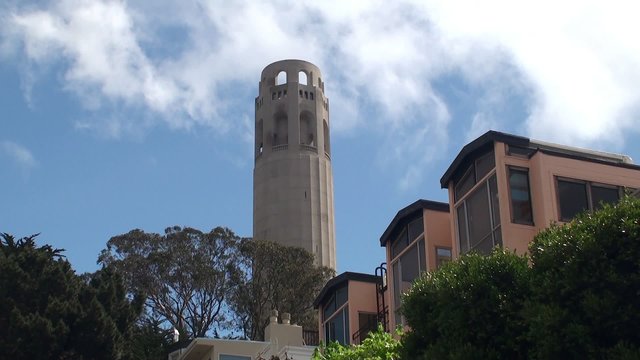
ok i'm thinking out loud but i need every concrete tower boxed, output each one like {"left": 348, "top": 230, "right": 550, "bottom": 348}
{"left": 253, "top": 60, "right": 336, "bottom": 270}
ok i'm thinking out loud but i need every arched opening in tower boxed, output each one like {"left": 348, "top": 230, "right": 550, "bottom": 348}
{"left": 273, "top": 112, "right": 288, "bottom": 146}
{"left": 256, "top": 118, "right": 264, "bottom": 156}
{"left": 298, "top": 71, "right": 308, "bottom": 85}
{"left": 323, "top": 119, "right": 331, "bottom": 156}
{"left": 276, "top": 71, "right": 287, "bottom": 85}
{"left": 300, "top": 111, "right": 316, "bottom": 147}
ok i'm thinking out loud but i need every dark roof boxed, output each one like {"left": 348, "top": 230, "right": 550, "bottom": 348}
{"left": 440, "top": 131, "right": 529, "bottom": 188}
{"left": 379, "top": 199, "right": 449, "bottom": 247}
{"left": 439, "top": 130, "right": 639, "bottom": 188}
{"left": 313, "top": 271, "right": 380, "bottom": 308}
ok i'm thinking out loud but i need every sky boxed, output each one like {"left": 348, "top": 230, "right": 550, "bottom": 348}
{"left": 2, "top": 0, "right": 640, "bottom": 275}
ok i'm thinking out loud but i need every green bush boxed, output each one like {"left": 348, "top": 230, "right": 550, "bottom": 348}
{"left": 401, "top": 249, "right": 531, "bottom": 359}
{"left": 527, "top": 196, "right": 640, "bottom": 359}
{"left": 313, "top": 325, "right": 402, "bottom": 360}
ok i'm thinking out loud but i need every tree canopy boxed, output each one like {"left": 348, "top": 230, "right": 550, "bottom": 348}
{"left": 230, "top": 239, "right": 334, "bottom": 340}
{"left": 98, "top": 226, "right": 241, "bottom": 340}
{"left": 0, "top": 233, "right": 142, "bottom": 360}
{"left": 400, "top": 196, "right": 640, "bottom": 359}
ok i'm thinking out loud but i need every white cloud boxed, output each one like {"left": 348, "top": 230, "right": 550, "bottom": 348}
{"left": 1, "top": 141, "right": 37, "bottom": 169}
{"left": 3, "top": 0, "right": 640, "bottom": 188}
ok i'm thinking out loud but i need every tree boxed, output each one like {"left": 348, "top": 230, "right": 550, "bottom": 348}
{"left": 98, "top": 226, "right": 241, "bottom": 340}
{"left": 401, "top": 249, "right": 531, "bottom": 359}
{"left": 0, "top": 233, "right": 142, "bottom": 359}
{"left": 129, "top": 315, "right": 175, "bottom": 360}
{"left": 527, "top": 196, "right": 640, "bottom": 359}
{"left": 312, "top": 325, "right": 402, "bottom": 360}
{"left": 229, "top": 239, "right": 334, "bottom": 340}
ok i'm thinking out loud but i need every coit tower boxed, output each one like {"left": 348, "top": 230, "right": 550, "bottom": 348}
{"left": 253, "top": 59, "right": 336, "bottom": 270}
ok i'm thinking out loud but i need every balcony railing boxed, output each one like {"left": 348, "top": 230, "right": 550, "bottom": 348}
{"left": 272, "top": 144, "right": 288, "bottom": 152}
{"left": 303, "top": 329, "right": 319, "bottom": 346}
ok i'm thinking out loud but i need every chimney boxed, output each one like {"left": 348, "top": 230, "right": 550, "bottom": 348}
{"left": 270, "top": 309, "right": 279, "bottom": 324}
{"left": 281, "top": 312, "right": 291, "bottom": 325}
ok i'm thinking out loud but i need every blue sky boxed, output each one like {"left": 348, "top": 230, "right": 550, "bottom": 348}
{"left": 2, "top": 0, "right": 640, "bottom": 275}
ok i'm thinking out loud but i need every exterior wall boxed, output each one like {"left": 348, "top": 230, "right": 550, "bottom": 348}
{"left": 384, "top": 208, "right": 451, "bottom": 331}
{"left": 497, "top": 142, "right": 640, "bottom": 253}
{"left": 253, "top": 59, "right": 336, "bottom": 269}
{"left": 424, "top": 209, "right": 453, "bottom": 271}
{"left": 347, "top": 280, "right": 379, "bottom": 343}
{"left": 174, "top": 317, "right": 313, "bottom": 360}
{"left": 449, "top": 141, "right": 640, "bottom": 256}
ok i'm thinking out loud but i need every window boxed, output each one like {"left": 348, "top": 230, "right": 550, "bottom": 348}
{"left": 456, "top": 175, "right": 501, "bottom": 255}
{"left": 557, "top": 178, "right": 621, "bottom": 221}
{"left": 508, "top": 168, "right": 533, "bottom": 224}
{"left": 436, "top": 247, "right": 452, "bottom": 268}
{"left": 392, "top": 238, "right": 425, "bottom": 326}
{"left": 220, "top": 355, "right": 251, "bottom": 360}
{"left": 506, "top": 145, "right": 535, "bottom": 158}
{"left": 454, "top": 149, "right": 495, "bottom": 201}
{"left": 323, "top": 285, "right": 347, "bottom": 321}
{"left": 324, "top": 307, "right": 349, "bottom": 345}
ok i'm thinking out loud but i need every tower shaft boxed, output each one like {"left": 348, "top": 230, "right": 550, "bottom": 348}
{"left": 253, "top": 60, "right": 336, "bottom": 270}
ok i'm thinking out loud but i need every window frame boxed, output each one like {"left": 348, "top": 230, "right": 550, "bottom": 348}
{"left": 455, "top": 173, "right": 501, "bottom": 255}
{"left": 555, "top": 177, "right": 622, "bottom": 221}
{"left": 507, "top": 167, "right": 534, "bottom": 225}
{"left": 390, "top": 235, "right": 426, "bottom": 326}
{"left": 435, "top": 246, "right": 452, "bottom": 268}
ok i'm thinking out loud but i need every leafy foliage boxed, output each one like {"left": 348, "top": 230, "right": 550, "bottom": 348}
{"left": 401, "top": 249, "right": 531, "bottom": 359}
{"left": 312, "top": 325, "right": 402, "bottom": 360}
{"left": 98, "top": 226, "right": 242, "bottom": 340}
{"left": 399, "top": 196, "right": 640, "bottom": 359}
{"left": 0, "top": 233, "right": 142, "bottom": 359}
{"left": 230, "top": 239, "right": 334, "bottom": 340}
{"left": 527, "top": 196, "right": 640, "bottom": 358}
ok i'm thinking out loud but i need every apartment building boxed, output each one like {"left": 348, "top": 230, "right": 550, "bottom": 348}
{"left": 316, "top": 130, "right": 640, "bottom": 342}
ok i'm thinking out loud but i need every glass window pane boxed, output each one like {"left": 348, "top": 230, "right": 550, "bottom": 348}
{"left": 400, "top": 245, "right": 419, "bottom": 283}
{"left": 418, "top": 239, "right": 426, "bottom": 273}
{"left": 467, "top": 184, "right": 491, "bottom": 249}
{"left": 591, "top": 185, "right": 619, "bottom": 210}
{"left": 509, "top": 169, "right": 533, "bottom": 224}
{"left": 392, "top": 261, "right": 400, "bottom": 311}
{"left": 475, "top": 150, "right": 495, "bottom": 181}
{"left": 507, "top": 145, "right": 535, "bottom": 157}
{"left": 335, "top": 285, "right": 348, "bottom": 308}
{"left": 455, "top": 166, "right": 475, "bottom": 201}
{"left": 391, "top": 228, "right": 408, "bottom": 259}
{"left": 558, "top": 180, "right": 588, "bottom": 221}
{"left": 344, "top": 308, "right": 349, "bottom": 345}
{"left": 474, "top": 233, "right": 494, "bottom": 255}
{"left": 407, "top": 217, "right": 424, "bottom": 242}
{"left": 436, "top": 247, "right": 452, "bottom": 268}
{"left": 457, "top": 205, "right": 469, "bottom": 253}
{"left": 489, "top": 175, "right": 501, "bottom": 226}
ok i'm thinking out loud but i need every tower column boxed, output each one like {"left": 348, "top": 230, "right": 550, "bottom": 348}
{"left": 253, "top": 60, "right": 336, "bottom": 270}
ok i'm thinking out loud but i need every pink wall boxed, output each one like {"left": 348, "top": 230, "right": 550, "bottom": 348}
{"left": 424, "top": 208, "right": 453, "bottom": 271}
{"left": 347, "top": 281, "right": 379, "bottom": 342}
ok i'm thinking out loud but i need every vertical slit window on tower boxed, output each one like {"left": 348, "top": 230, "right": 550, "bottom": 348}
{"left": 310, "top": 92, "right": 314, "bottom": 100}
{"left": 272, "top": 92, "right": 276, "bottom": 100}
{"left": 300, "top": 90, "right": 303, "bottom": 97}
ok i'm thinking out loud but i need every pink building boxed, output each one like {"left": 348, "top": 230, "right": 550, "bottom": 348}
{"left": 317, "top": 130, "right": 640, "bottom": 338}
